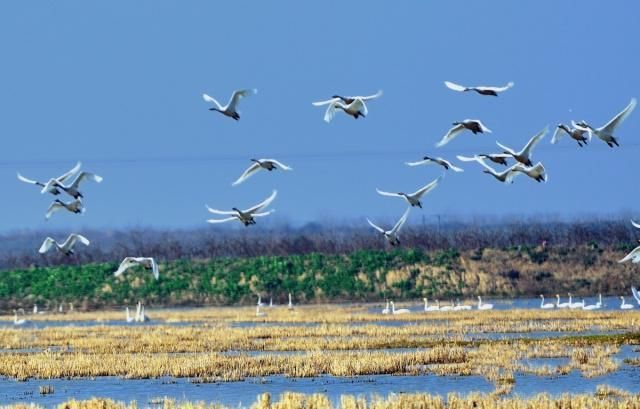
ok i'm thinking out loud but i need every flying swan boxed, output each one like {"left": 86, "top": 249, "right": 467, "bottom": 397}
{"left": 202, "top": 89, "right": 257, "bottom": 121}
{"left": 206, "top": 190, "right": 277, "bottom": 226}
{"left": 232, "top": 159, "right": 292, "bottom": 186}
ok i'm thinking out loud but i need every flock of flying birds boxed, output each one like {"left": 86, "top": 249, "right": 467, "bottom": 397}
{"left": 15, "top": 80, "right": 640, "bottom": 283}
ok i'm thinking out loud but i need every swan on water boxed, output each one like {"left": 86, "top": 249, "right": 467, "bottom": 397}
{"left": 382, "top": 300, "right": 390, "bottom": 314}
{"left": 423, "top": 298, "right": 440, "bottom": 312}
{"left": 477, "top": 296, "right": 494, "bottom": 310}
{"left": 620, "top": 296, "right": 634, "bottom": 310}
{"left": 390, "top": 301, "right": 410, "bottom": 314}
{"left": 556, "top": 294, "right": 570, "bottom": 309}
{"left": 539, "top": 295, "right": 554, "bottom": 309}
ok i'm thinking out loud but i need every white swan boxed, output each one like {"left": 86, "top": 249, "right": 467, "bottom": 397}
{"left": 468, "top": 156, "right": 520, "bottom": 184}
{"left": 288, "top": 293, "right": 294, "bottom": 310}
{"left": 436, "top": 119, "right": 491, "bottom": 147}
{"left": 632, "top": 287, "right": 640, "bottom": 306}
{"left": 256, "top": 305, "right": 266, "bottom": 317}
{"left": 376, "top": 176, "right": 441, "bottom": 208}
{"left": 582, "top": 299, "right": 600, "bottom": 310}
{"left": 568, "top": 293, "right": 583, "bottom": 309}
{"left": 202, "top": 89, "right": 257, "bottom": 121}
{"left": 125, "top": 307, "right": 135, "bottom": 323}
{"left": 13, "top": 309, "right": 28, "bottom": 326}
{"left": 43, "top": 171, "right": 102, "bottom": 200}
{"left": 512, "top": 162, "right": 548, "bottom": 183}
{"left": 423, "top": 298, "right": 439, "bottom": 312}
{"left": 17, "top": 162, "right": 81, "bottom": 196}
{"left": 312, "top": 91, "right": 382, "bottom": 123}
{"left": 232, "top": 159, "right": 292, "bottom": 186}
{"left": 367, "top": 207, "right": 410, "bottom": 246}
{"left": 556, "top": 294, "right": 570, "bottom": 309}
{"left": 390, "top": 301, "right": 410, "bottom": 314}
{"left": 496, "top": 127, "right": 548, "bottom": 167}
{"left": 269, "top": 297, "right": 273, "bottom": 308}
{"left": 596, "top": 294, "right": 603, "bottom": 308}
{"left": 539, "top": 295, "right": 554, "bottom": 309}
{"left": 206, "top": 190, "right": 277, "bottom": 226}
{"left": 574, "top": 98, "right": 636, "bottom": 147}
{"left": 405, "top": 156, "right": 463, "bottom": 172}
{"left": 618, "top": 245, "right": 640, "bottom": 263}
{"left": 438, "top": 300, "right": 453, "bottom": 312}
{"left": 39, "top": 234, "right": 90, "bottom": 256}
{"left": 551, "top": 124, "right": 589, "bottom": 147}
{"left": 382, "top": 300, "right": 390, "bottom": 314}
{"left": 114, "top": 257, "right": 159, "bottom": 280}
{"left": 45, "top": 199, "right": 85, "bottom": 220}
{"left": 457, "top": 153, "right": 511, "bottom": 167}
{"left": 620, "top": 296, "right": 634, "bottom": 310}
{"left": 477, "top": 296, "right": 494, "bottom": 310}
{"left": 257, "top": 296, "right": 264, "bottom": 307}
{"left": 138, "top": 305, "right": 150, "bottom": 322}
{"left": 453, "top": 300, "right": 472, "bottom": 311}
{"left": 444, "top": 80, "right": 514, "bottom": 96}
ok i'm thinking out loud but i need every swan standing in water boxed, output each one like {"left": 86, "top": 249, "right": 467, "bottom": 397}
{"left": 312, "top": 91, "right": 382, "bottom": 123}
{"left": 556, "top": 294, "right": 570, "bottom": 309}
{"left": 367, "top": 207, "right": 410, "bottom": 246}
{"left": 444, "top": 80, "right": 514, "bottom": 96}
{"left": 17, "top": 162, "right": 81, "bottom": 196}
{"left": 13, "top": 309, "right": 28, "bottom": 326}
{"left": 45, "top": 199, "right": 84, "bottom": 220}
{"left": 551, "top": 124, "right": 589, "bottom": 147}
{"left": 390, "top": 301, "right": 410, "bottom": 315}
{"left": 568, "top": 293, "right": 583, "bottom": 309}
{"left": 496, "top": 127, "right": 547, "bottom": 167}
{"left": 423, "top": 298, "right": 439, "bottom": 312}
{"left": 114, "top": 257, "right": 160, "bottom": 280}
{"left": 477, "top": 296, "right": 494, "bottom": 310}
{"left": 436, "top": 119, "right": 491, "bottom": 147}
{"left": 620, "top": 296, "right": 634, "bottom": 310}
{"left": 405, "top": 156, "right": 463, "bottom": 172}
{"left": 232, "top": 159, "right": 292, "bottom": 186}
{"left": 43, "top": 171, "right": 103, "bottom": 200}
{"left": 39, "top": 234, "right": 90, "bottom": 256}
{"left": 539, "top": 295, "right": 554, "bottom": 309}
{"left": 376, "top": 176, "right": 441, "bottom": 208}
{"left": 202, "top": 89, "right": 257, "bottom": 121}
{"left": 206, "top": 190, "right": 277, "bottom": 226}
{"left": 574, "top": 98, "right": 637, "bottom": 147}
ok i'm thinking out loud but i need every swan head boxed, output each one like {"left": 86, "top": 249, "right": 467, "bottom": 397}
{"left": 331, "top": 95, "right": 344, "bottom": 100}
{"left": 250, "top": 158, "right": 259, "bottom": 163}
{"left": 231, "top": 207, "right": 240, "bottom": 212}
{"left": 422, "top": 155, "right": 433, "bottom": 161}
{"left": 452, "top": 121, "right": 461, "bottom": 126}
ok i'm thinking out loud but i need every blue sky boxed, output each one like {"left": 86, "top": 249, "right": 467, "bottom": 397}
{"left": 0, "top": 1, "right": 638, "bottom": 232}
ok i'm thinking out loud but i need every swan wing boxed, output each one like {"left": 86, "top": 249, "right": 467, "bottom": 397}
{"left": 312, "top": 97, "right": 340, "bottom": 106}
{"left": 521, "top": 126, "right": 548, "bottom": 157}
{"left": 264, "top": 159, "right": 292, "bottom": 170}
{"left": 475, "top": 120, "right": 492, "bottom": 133}
{"left": 114, "top": 257, "right": 136, "bottom": 277}
{"left": 65, "top": 233, "right": 90, "bottom": 248}
{"left": 456, "top": 155, "right": 479, "bottom": 162}
{"left": 206, "top": 216, "right": 238, "bottom": 224}
{"left": 376, "top": 189, "right": 403, "bottom": 198}
{"left": 252, "top": 210, "right": 275, "bottom": 218}
{"left": 411, "top": 176, "right": 441, "bottom": 198}
{"left": 631, "top": 220, "right": 640, "bottom": 229}
{"left": 390, "top": 207, "right": 411, "bottom": 235}
{"left": 444, "top": 81, "right": 467, "bottom": 92}
{"left": 367, "top": 218, "right": 386, "bottom": 234}
{"left": 551, "top": 126, "right": 567, "bottom": 144}
{"left": 477, "top": 82, "right": 514, "bottom": 93}
{"left": 245, "top": 190, "right": 277, "bottom": 214}
{"left": 632, "top": 287, "right": 640, "bottom": 304}
{"left": 323, "top": 101, "right": 341, "bottom": 123}
{"left": 619, "top": 246, "right": 640, "bottom": 263}
{"left": 150, "top": 258, "right": 159, "bottom": 280}
{"left": 357, "top": 90, "right": 383, "bottom": 101}
{"left": 440, "top": 158, "right": 464, "bottom": 172}
{"left": 70, "top": 172, "right": 103, "bottom": 189}
{"left": 205, "top": 205, "right": 236, "bottom": 215}
{"left": 202, "top": 93, "right": 223, "bottom": 110}
{"left": 57, "top": 162, "right": 82, "bottom": 183}
{"left": 600, "top": 98, "right": 636, "bottom": 134}
{"left": 436, "top": 123, "right": 465, "bottom": 147}
{"left": 45, "top": 201, "right": 63, "bottom": 220}
{"left": 38, "top": 237, "right": 56, "bottom": 254}
{"left": 232, "top": 162, "right": 262, "bottom": 186}
{"left": 405, "top": 159, "right": 432, "bottom": 166}
{"left": 227, "top": 88, "right": 257, "bottom": 111}
{"left": 350, "top": 98, "right": 368, "bottom": 116}
{"left": 496, "top": 141, "right": 516, "bottom": 156}
{"left": 17, "top": 173, "right": 40, "bottom": 185}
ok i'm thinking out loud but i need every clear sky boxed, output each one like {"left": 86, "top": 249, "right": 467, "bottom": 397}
{"left": 1, "top": 1, "right": 638, "bottom": 232}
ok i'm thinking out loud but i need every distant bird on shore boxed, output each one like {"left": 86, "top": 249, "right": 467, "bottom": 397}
{"left": 444, "top": 80, "right": 514, "bottom": 96}
{"left": 367, "top": 207, "right": 410, "bottom": 246}
{"left": 513, "top": 162, "right": 547, "bottom": 183}
{"left": 44, "top": 171, "right": 103, "bottom": 199}
{"left": 39, "top": 234, "right": 90, "bottom": 256}
{"left": 551, "top": 124, "right": 589, "bottom": 147}
{"left": 202, "top": 89, "right": 257, "bottom": 121}
{"left": 114, "top": 257, "right": 159, "bottom": 280}
{"left": 45, "top": 199, "right": 84, "bottom": 220}
{"left": 496, "top": 127, "right": 548, "bottom": 167}
{"left": 312, "top": 91, "right": 382, "bottom": 122}
{"left": 17, "top": 162, "right": 81, "bottom": 196}
{"left": 232, "top": 159, "right": 292, "bottom": 186}
{"left": 436, "top": 119, "right": 491, "bottom": 147}
{"left": 405, "top": 156, "right": 463, "bottom": 172}
{"left": 376, "top": 176, "right": 441, "bottom": 208}
{"left": 468, "top": 157, "right": 520, "bottom": 184}
{"left": 573, "top": 98, "right": 637, "bottom": 147}
{"left": 206, "top": 190, "right": 277, "bottom": 226}
{"left": 457, "top": 153, "right": 510, "bottom": 166}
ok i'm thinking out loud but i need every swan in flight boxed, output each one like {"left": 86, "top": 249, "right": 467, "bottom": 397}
{"left": 405, "top": 156, "right": 463, "bottom": 172}
{"left": 423, "top": 298, "right": 439, "bottom": 312}
{"left": 17, "top": 162, "right": 81, "bottom": 196}
{"left": 573, "top": 98, "right": 637, "bottom": 147}
{"left": 457, "top": 153, "right": 510, "bottom": 167}
{"left": 43, "top": 172, "right": 103, "bottom": 200}
{"left": 618, "top": 245, "right": 640, "bottom": 263}
{"left": 202, "top": 89, "right": 257, "bottom": 121}
{"left": 468, "top": 157, "right": 520, "bottom": 184}
{"left": 513, "top": 162, "right": 547, "bottom": 183}
{"left": 436, "top": 119, "right": 491, "bottom": 147}
{"left": 45, "top": 199, "right": 84, "bottom": 220}
{"left": 376, "top": 176, "right": 441, "bottom": 208}
{"left": 367, "top": 207, "right": 410, "bottom": 246}
{"left": 232, "top": 159, "right": 292, "bottom": 186}
{"left": 206, "top": 190, "right": 277, "bottom": 226}
{"left": 114, "top": 257, "right": 159, "bottom": 280}
{"left": 539, "top": 295, "right": 554, "bottom": 309}
{"left": 39, "top": 234, "right": 90, "bottom": 256}
{"left": 620, "top": 296, "right": 634, "bottom": 310}
{"left": 477, "top": 296, "right": 494, "bottom": 310}
{"left": 13, "top": 309, "right": 28, "bottom": 326}
{"left": 632, "top": 287, "right": 640, "bottom": 306}
{"left": 382, "top": 300, "right": 390, "bottom": 314}
{"left": 288, "top": 293, "right": 294, "bottom": 310}
{"left": 496, "top": 127, "right": 548, "bottom": 167}
{"left": 390, "top": 301, "right": 410, "bottom": 314}
{"left": 556, "top": 294, "right": 570, "bottom": 309}
{"left": 312, "top": 91, "right": 382, "bottom": 123}
{"left": 551, "top": 124, "right": 589, "bottom": 147}
{"left": 444, "top": 80, "right": 514, "bottom": 96}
